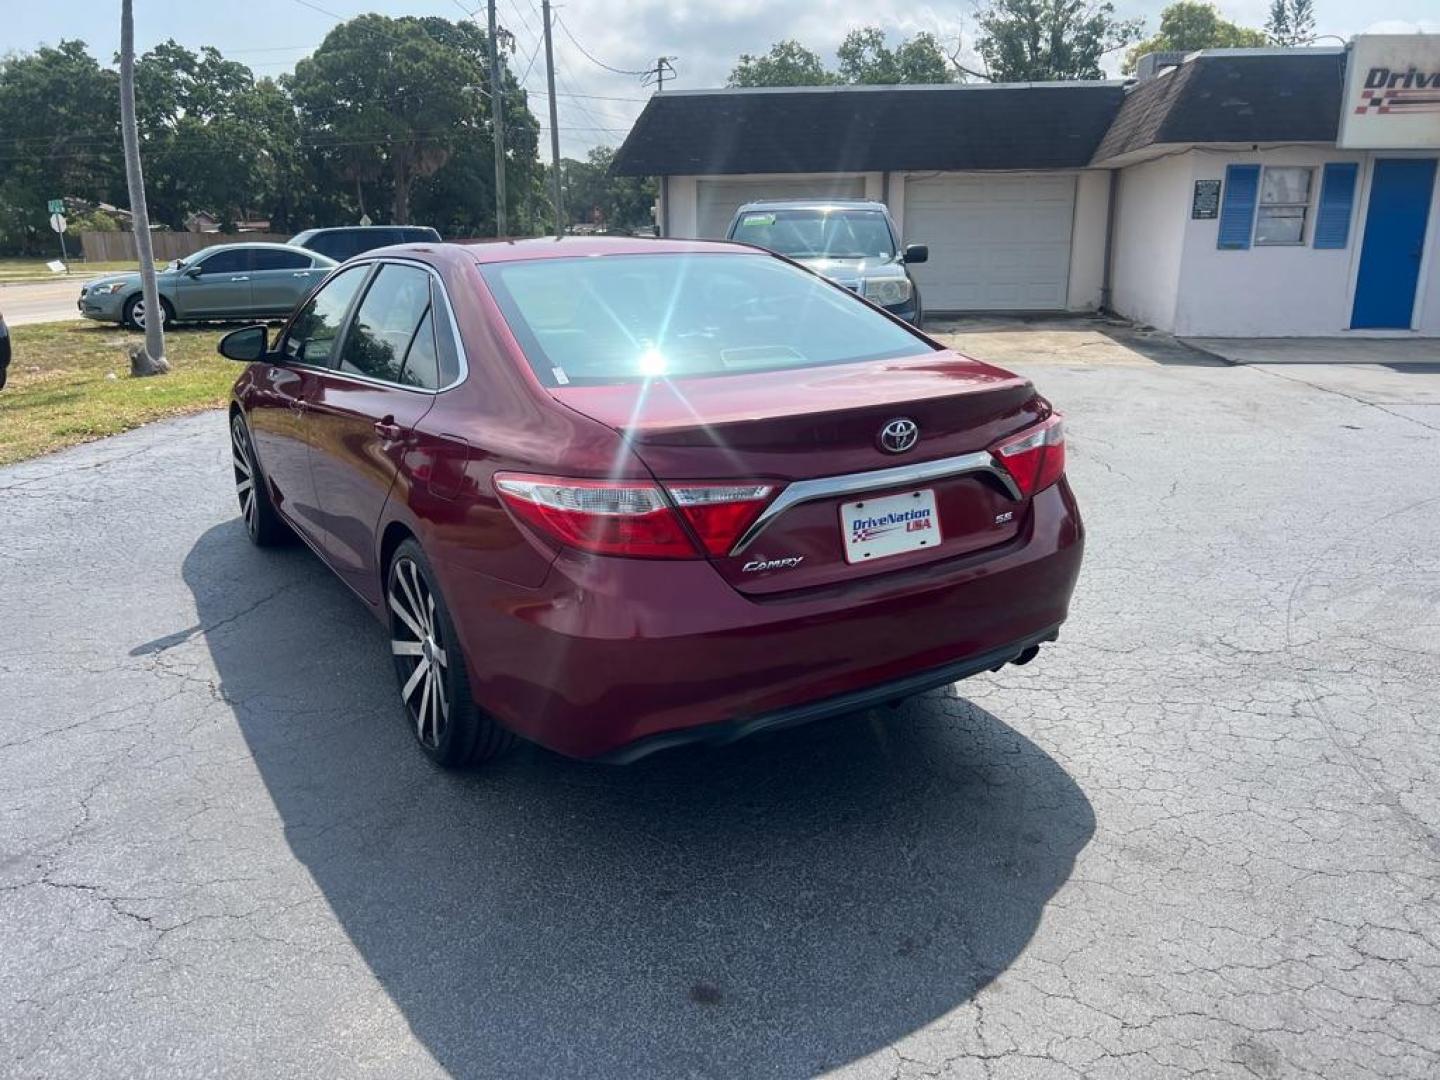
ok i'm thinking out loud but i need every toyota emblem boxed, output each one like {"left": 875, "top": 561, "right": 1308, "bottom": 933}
{"left": 878, "top": 417, "right": 919, "bottom": 454}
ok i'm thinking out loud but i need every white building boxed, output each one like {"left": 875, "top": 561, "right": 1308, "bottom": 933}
{"left": 611, "top": 35, "right": 1440, "bottom": 338}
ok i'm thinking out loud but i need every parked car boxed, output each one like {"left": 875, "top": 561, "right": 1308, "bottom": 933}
{"left": 0, "top": 310, "right": 10, "bottom": 390}
{"left": 288, "top": 225, "right": 441, "bottom": 263}
{"left": 725, "top": 199, "right": 927, "bottom": 326}
{"left": 220, "top": 237, "right": 1080, "bottom": 768}
{"left": 78, "top": 243, "right": 337, "bottom": 330}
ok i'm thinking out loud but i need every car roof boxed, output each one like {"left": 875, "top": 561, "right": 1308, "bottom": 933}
{"left": 351, "top": 235, "right": 748, "bottom": 268}
{"left": 735, "top": 199, "right": 889, "bottom": 213}
{"left": 194, "top": 242, "right": 338, "bottom": 263}
{"left": 298, "top": 225, "right": 439, "bottom": 235}
{"left": 199, "top": 241, "right": 325, "bottom": 252}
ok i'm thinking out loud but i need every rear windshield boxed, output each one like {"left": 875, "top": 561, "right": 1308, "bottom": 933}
{"left": 731, "top": 209, "right": 896, "bottom": 260}
{"left": 479, "top": 252, "right": 930, "bottom": 386}
{"left": 303, "top": 228, "right": 439, "bottom": 261}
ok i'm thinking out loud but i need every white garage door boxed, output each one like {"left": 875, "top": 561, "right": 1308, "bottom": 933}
{"left": 903, "top": 174, "right": 1075, "bottom": 311}
{"left": 694, "top": 177, "right": 867, "bottom": 239}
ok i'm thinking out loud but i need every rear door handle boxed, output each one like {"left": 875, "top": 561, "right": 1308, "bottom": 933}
{"left": 374, "top": 417, "right": 405, "bottom": 442}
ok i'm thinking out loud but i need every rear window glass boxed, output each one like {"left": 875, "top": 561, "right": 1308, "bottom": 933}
{"left": 479, "top": 253, "right": 929, "bottom": 386}
{"left": 731, "top": 210, "right": 896, "bottom": 259}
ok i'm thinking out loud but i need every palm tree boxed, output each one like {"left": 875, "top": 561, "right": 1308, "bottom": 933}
{"left": 119, "top": 0, "right": 168, "bottom": 376}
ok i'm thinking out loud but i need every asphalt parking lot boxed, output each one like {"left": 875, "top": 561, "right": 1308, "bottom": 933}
{"left": 2, "top": 341, "right": 1438, "bottom": 1078}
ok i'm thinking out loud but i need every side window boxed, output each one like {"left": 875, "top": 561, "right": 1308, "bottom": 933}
{"left": 282, "top": 264, "right": 368, "bottom": 366}
{"left": 399, "top": 310, "right": 440, "bottom": 390}
{"left": 336, "top": 233, "right": 366, "bottom": 261}
{"left": 197, "top": 248, "right": 251, "bottom": 274}
{"left": 251, "top": 249, "right": 311, "bottom": 271}
{"left": 1255, "top": 166, "right": 1314, "bottom": 246}
{"left": 429, "top": 279, "right": 462, "bottom": 387}
{"left": 337, "top": 264, "right": 432, "bottom": 384}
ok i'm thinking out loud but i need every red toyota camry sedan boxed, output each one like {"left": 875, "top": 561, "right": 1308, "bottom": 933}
{"left": 221, "top": 237, "right": 1082, "bottom": 767}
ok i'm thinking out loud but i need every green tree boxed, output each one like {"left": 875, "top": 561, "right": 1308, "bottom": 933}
{"left": 835, "top": 27, "right": 956, "bottom": 84}
{"left": 0, "top": 41, "right": 123, "bottom": 254}
{"left": 1265, "top": 0, "right": 1315, "bottom": 46}
{"left": 135, "top": 42, "right": 275, "bottom": 230}
{"left": 729, "top": 31, "right": 959, "bottom": 88}
{"left": 729, "top": 41, "right": 835, "bottom": 87}
{"left": 406, "top": 17, "right": 543, "bottom": 236}
{"left": 289, "top": 14, "right": 539, "bottom": 229}
{"left": 1123, "top": 3, "right": 1267, "bottom": 72}
{"left": 837, "top": 27, "right": 954, "bottom": 84}
{"left": 554, "top": 146, "right": 656, "bottom": 231}
{"left": 976, "top": 0, "right": 1144, "bottom": 81}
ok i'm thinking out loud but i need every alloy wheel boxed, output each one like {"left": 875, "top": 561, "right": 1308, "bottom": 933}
{"left": 231, "top": 416, "right": 257, "bottom": 536}
{"left": 131, "top": 299, "right": 166, "bottom": 329}
{"left": 389, "top": 556, "right": 450, "bottom": 748}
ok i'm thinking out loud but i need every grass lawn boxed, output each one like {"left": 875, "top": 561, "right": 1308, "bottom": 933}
{"left": 0, "top": 258, "right": 163, "bottom": 284}
{"left": 1, "top": 322, "right": 238, "bottom": 465}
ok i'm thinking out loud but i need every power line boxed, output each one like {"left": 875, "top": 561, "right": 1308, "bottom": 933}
{"left": 286, "top": 0, "right": 346, "bottom": 21}
{"left": 553, "top": 13, "right": 648, "bottom": 76}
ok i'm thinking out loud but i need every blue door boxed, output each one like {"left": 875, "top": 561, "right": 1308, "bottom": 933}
{"left": 1351, "top": 159, "right": 1436, "bottom": 329}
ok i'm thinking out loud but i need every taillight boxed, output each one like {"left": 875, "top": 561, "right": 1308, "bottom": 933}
{"left": 495, "top": 474, "right": 777, "bottom": 559}
{"left": 992, "top": 416, "right": 1065, "bottom": 497}
{"left": 495, "top": 474, "right": 696, "bottom": 558}
{"left": 666, "top": 484, "right": 775, "bottom": 556}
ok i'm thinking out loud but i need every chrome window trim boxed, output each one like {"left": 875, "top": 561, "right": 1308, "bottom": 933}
{"left": 728, "top": 450, "right": 1020, "bottom": 556}
{"left": 279, "top": 256, "right": 470, "bottom": 395}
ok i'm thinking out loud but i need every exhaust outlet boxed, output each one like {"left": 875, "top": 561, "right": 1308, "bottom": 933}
{"left": 1011, "top": 644, "right": 1041, "bottom": 667}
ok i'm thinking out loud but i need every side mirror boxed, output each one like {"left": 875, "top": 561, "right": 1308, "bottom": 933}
{"left": 903, "top": 244, "right": 929, "bottom": 265}
{"left": 183, "top": 264, "right": 203, "bottom": 278}
{"left": 218, "top": 325, "right": 269, "bottom": 363}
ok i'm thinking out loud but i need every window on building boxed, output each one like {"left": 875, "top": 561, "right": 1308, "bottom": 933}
{"left": 1254, "top": 167, "right": 1314, "bottom": 246}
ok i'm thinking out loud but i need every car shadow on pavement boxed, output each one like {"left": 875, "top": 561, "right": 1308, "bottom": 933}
{"left": 179, "top": 521, "right": 1094, "bottom": 1078}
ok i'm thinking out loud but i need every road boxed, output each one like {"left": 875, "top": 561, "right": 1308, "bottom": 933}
{"left": 0, "top": 279, "right": 82, "bottom": 326}
{"left": 1, "top": 347, "right": 1438, "bottom": 1078}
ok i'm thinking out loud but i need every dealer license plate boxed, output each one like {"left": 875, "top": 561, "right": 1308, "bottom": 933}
{"left": 840, "top": 489, "right": 941, "bottom": 564}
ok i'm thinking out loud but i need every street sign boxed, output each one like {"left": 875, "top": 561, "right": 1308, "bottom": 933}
{"left": 47, "top": 199, "right": 64, "bottom": 215}
{"left": 49, "top": 213, "right": 67, "bottom": 234}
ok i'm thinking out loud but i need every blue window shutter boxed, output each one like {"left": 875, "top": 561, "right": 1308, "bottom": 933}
{"left": 1217, "top": 165, "right": 1260, "bottom": 250}
{"left": 1313, "top": 163, "right": 1358, "bottom": 249}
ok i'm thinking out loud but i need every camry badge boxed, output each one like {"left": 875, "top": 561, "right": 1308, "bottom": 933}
{"left": 878, "top": 417, "right": 919, "bottom": 454}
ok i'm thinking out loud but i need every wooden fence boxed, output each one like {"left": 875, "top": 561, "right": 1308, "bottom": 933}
{"left": 79, "top": 231, "right": 289, "bottom": 263}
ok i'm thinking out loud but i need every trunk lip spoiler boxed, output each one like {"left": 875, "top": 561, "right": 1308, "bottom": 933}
{"left": 727, "top": 450, "right": 1019, "bottom": 556}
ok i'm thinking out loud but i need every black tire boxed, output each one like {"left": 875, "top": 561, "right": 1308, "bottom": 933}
{"left": 123, "top": 294, "right": 172, "bottom": 332}
{"left": 387, "top": 538, "right": 514, "bottom": 768}
{"left": 230, "top": 412, "right": 290, "bottom": 546}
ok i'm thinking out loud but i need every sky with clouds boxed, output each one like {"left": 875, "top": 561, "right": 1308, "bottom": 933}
{"left": 6, "top": 1, "right": 1438, "bottom": 158}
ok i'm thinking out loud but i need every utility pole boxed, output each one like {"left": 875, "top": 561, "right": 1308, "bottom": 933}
{"left": 487, "top": 0, "right": 507, "bottom": 238}
{"left": 119, "top": 0, "right": 168, "bottom": 376}
{"left": 642, "top": 56, "right": 677, "bottom": 94}
{"left": 542, "top": 0, "right": 564, "bottom": 238}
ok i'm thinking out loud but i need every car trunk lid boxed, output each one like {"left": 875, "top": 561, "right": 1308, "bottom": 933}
{"left": 548, "top": 351, "right": 1044, "bottom": 595}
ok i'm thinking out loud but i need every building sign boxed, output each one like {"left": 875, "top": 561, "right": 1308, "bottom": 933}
{"left": 1191, "top": 179, "right": 1221, "bottom": 219}
{"left": 1338, "top": 34, "right": 1440, "bottom": 149}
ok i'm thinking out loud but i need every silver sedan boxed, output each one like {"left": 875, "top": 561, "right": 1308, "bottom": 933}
{"left": 78, "top": 242, "right": 337, "bottom": 330}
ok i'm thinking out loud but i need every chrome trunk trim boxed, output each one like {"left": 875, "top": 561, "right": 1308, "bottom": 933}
{"left": 728, "top": 450, "right": 1019, "bottom": 556}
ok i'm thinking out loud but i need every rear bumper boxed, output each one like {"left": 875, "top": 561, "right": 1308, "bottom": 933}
{"left": 442, "top": 479, "right": 1083, "bottom": 760}
{"left": 595, "top": 622, "right": 1060, "bottom": 763}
